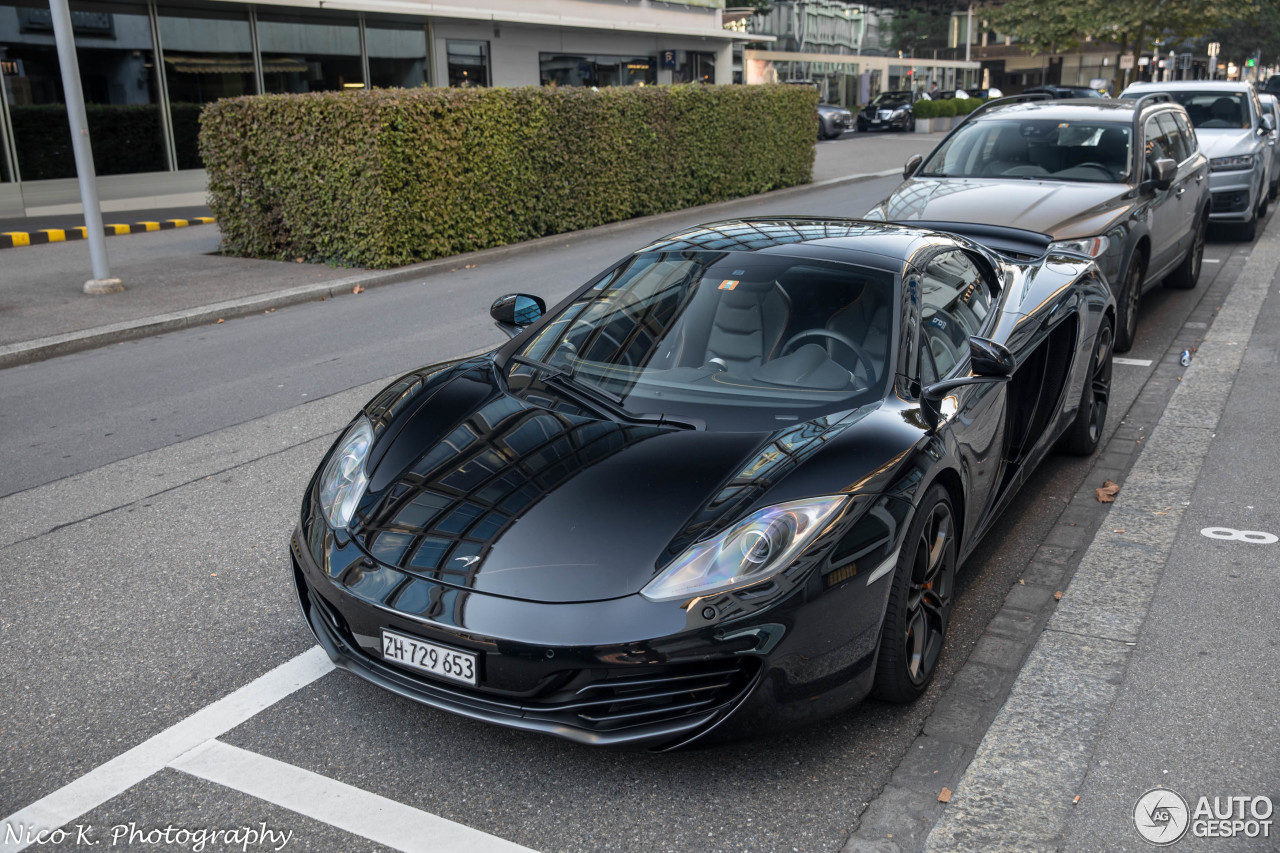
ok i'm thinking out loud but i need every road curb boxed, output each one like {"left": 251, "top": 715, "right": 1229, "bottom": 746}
{"left": 0, "top": 217, "right": 216, "bottom": 250}
{"left": 0, "top": 170, "right": 894, "bottom": 370}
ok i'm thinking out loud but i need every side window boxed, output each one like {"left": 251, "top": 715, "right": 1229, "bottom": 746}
{"left": 1171, "top": 111, "right": 1198, "bottom": 155}
{"left": 1156, "top": 113, "right": 1190, "bottom": 163}
{"left": 1141, "top": 116, "right": 1170, "bottom": 179}
{"left": 919, "top": 251, "right": 993, "bottom": 377}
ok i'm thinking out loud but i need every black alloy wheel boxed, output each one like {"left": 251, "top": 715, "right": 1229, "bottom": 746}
{"left": 1165, "top": 214, "right": 1205, "bottom": 290}
{"left": 873, "top": 485, "right": 957, "bottom": 703}
{"left": 1114, "top": 254, "right": 1145, "bottom": 353}
{"left": 1059, "top": 317, "right": 1114, "bottom": 456}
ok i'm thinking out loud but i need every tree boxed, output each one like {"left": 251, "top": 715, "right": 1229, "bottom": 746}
{"left": 886, "top": 8, "right": 952, "bottom": 55}
{"left": 1200, "top": 3, "right": 1280, "bottom": 67}
{"left": 985, "top": 0, "right": 1262, "bottom": 90}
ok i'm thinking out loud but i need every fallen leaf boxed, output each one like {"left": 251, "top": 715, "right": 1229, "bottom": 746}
{"left": 1095, "top": 480, "right": 1120, "bottom": 503}
{"left": 353, "top": 284, "right": 365, "bottom": 294}
{"left": 939, "top": 787, "right": 953, "bottom": 803}
{"left": 1053, "top": 590, "right": 1063, "bottom": 601}
{"left": 215, "top": 318, "right": 224, "bottom": 324}
{"left": 1019, "top": 579, "right": 1026, "bottom": 584}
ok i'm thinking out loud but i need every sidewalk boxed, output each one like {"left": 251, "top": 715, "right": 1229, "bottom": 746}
{"left": 0, "top": 129, "right": 944, "bottom": 369}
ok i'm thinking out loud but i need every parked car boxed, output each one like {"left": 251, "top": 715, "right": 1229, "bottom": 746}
{"left": 1121, "top": 81, "right": 1273, "bottom": 241}
{"left": 291, "top": 217, "right": 1114, "bottom": 750}
{"left": 1022, "top": 85, "right": 1107, "bottom": 99}
{"left": 857, "top": 90, "right": 922, "bottom": 132}
{"left": 1263, "top": 74, "right": 1280, "bottom": 98}
{"left": 817, "top": 103, "right": 854, "bottom": 140}
{"left": 1260, "top": 93, "right": 1280, "bottom": 200}
{"left": 865, "top": 96, "right": 1210, "bottom": 352}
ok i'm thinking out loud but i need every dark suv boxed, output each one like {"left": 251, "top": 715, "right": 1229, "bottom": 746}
{"left": 865, "top": 97, "right": 1210, "bottom": 352}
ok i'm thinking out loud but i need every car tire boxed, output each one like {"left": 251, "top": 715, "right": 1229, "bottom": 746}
{"left": 1240, "top": 208, "right": 1259, "bottom": 242}
{"left": 1114, "top": 253, "right": 1145, "bottom": 353}
{"left": 1164, "top": 214, "right": 1205, "bottom": 290}
{"left": 1260, "top": 187, "right": 1270, "bottom": 219}
{"left": 871, "top": 484, "right": 956, "bottom": 704}
{"left": 1059, "top": 316, "right": 1114, "bottom": 456}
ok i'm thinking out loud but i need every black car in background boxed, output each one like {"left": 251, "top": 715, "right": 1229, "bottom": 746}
{"left": 857, "top": 90, "right": 922, "bottom": 132}
{"left": 866, "top": 96, "right": 1210, "bottom": 352}
{"left": 1023, "top": 85, "right": 1107, "bottom": 99}
{"left": 291, "top": 218, "right": 1114, "bottom": 750}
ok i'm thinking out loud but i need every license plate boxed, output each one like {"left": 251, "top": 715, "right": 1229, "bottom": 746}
{"left": 381, "top": 629, "right": 477, "bottom": 686}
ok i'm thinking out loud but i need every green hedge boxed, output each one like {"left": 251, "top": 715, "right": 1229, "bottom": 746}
{"left": 200, "top": 85, "right": 818, "bottom": 269}
{"left": 953, "top": 97, "right": 985, "bottom": 115}
{"left": 913, "top": 99, "right": 940, "bottom": 119}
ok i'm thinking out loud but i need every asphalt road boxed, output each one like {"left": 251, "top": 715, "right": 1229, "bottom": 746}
{"left": 0, "top": 173, "right": 1258, "bottom": 853}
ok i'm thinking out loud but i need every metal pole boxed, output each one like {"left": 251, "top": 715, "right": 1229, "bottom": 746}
{"left": 966, "top": 3, "right": 972, "bottom": 63}
{"left": 48, "top": 0, "right": 122, "bottom": 294}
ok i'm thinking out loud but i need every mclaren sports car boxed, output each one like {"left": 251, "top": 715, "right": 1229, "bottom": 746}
{"left": 291, "top": 218, "right": 1115, "bottom": 750}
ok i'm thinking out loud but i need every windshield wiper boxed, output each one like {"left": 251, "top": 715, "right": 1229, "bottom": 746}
{"left": 508, "top": 355, "right": 703, "bottom": 430}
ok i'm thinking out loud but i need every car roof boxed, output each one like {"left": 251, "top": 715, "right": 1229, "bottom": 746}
{"left": 640, "top": 218, "right": 942, "bottom": 269}
{"left": 1124, "top": 80, "right": 1255, "bottom": 93}
{"left": 969, "top": 99, "right": 1143, "bottom": 123}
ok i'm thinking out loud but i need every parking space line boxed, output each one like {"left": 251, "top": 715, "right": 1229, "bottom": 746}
{"left": 0, "top": 647, "right": 333, "bottom": 853}
{"left": 1112, "top": 357, "right": 1153, "bottom": 366}
{"left": 171, "top": 740, "right": 536, "bottom": 853}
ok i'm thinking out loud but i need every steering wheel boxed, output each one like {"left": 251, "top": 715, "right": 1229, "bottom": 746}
{"left": 1071, "top": 162, "right": 1114, "bottom": 176}
{"left": 780, "top": 329, "right": 876, "bottom": 383}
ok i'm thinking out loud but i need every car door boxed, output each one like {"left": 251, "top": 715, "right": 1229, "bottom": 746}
{"left": 1155, "top": 111, "right": 1200, "bottom": 260}
{"left": 914, "top": 249, "right": 1008, "bottom": 537}
{"left": 1140, "top": 113, "right": 1183, "bottom": 276}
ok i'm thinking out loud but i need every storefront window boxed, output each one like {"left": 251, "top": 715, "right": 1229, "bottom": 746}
{"left": 258, "top": 9, "right": 361, "bottom": 93}
{"left": 674, "top": 51, "right": 714, "bottom": 84}
{"left": 446, "top": 39, "right": 487, "bottom": 87}
{"left": 1, "top": 0, "right": 166, "bottom": 180}
{"left": 156, "top": 1, "right": 254, "bottom": 169}
{"left": 367, "top": 19, "right": 427, "bottom": 89}
{"left": 539, "top": 54, "right": 656, "bottom": 87}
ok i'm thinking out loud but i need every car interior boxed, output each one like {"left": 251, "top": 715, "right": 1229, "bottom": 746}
{"left": 930, "top": 119, "right": 1132, "bottom": 182}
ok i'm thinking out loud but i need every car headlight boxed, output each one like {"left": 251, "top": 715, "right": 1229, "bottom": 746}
{"left": 892, "top": 108, "right": 907, "bottom": 118}
{"left": 1210, "top": 154, "right": 1254, "bottom": 172}
{"left": 1049, "top": 235, "right": 1110, "bottom": 258}
{"left": 318, "top": 418, "right": 373, "bottom": 529}
{"left": 641, "top": 496, "right": 848, "bottom": 602}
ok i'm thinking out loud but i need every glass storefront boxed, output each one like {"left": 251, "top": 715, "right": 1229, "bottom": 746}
{"left": 539, "top": 54, "right": 657, "bottom": 87}
{"left": 258, "top": 9, "right": 361, "bottom": 94}
{"left": 156, "top": 1, "right": 254, "bottom": 169}
{"left": 446, "top": 39, "right": 487, "bottom": 87}
{"left": 367, "top": 19, "right": 427, "bottom": 90}
{"left": 1, "top": 0, "right": 166, "bottom": 180}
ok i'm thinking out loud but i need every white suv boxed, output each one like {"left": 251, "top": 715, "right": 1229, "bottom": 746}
{"left": 1123, "top": 81, "right": 1274, "bottom": 240}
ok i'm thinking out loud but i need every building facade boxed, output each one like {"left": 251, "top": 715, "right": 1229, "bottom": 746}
{"left": 0, "top": 0, "right": 754, "bottom": 218}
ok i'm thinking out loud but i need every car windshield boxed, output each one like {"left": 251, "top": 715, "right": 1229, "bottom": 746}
{"left": 872, "top": 92, "right": 911, "bottom": 107}
{"left": 1163, "top": 92, "right": 1250, "bottom": 129}
{"left": 507, "top": 250, "right": 897, "bottom": 431}
{"left": 919, "top": 118, "right": 1132, "bottom": 182}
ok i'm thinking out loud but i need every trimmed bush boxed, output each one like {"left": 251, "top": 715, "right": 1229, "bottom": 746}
{"left": 953, "top": 97, "right": 985, "bottom": 115}
{"left": 200, "top": 84, "right": 818, "bottom": 269}
{"left": 913, "top": 99, "right": 940, "bottom": 119}
{"left": 936, "top": 99, "right": 958, "bottom": 118}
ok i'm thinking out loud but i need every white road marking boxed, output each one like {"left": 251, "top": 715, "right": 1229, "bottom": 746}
{"left": 1204, "top": 258, "right": 1221, "bottom": 263}
{"left": 171, "top": 740, "right": 536, "bottom": 853}
{"left": 0, "top": 647, "right": 333, "bottom": 853}
{"left": 1113, "top": 357, "right": 1153, "bottom": 367}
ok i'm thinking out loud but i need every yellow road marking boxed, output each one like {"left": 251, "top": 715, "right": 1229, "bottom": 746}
{"left": 40, "top": 229, "right": 66, "bottom": 242}
{"left": 3, "top": 232, "right": 31, "bottom": 246}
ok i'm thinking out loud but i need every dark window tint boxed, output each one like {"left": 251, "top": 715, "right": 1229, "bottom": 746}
{"left": 446, "top": 39, "right": 488, "bottom": 88}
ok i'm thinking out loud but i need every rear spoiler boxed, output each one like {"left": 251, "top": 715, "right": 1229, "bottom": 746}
{"left": 893, "top": 220, "right": 1053, "bottom": 258}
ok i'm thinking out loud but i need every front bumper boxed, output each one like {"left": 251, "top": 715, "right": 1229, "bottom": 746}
{"left": 1208, "top": 165, "right": 1262, "bottom": 221}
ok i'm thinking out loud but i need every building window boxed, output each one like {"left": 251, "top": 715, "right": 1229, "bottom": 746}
{"left": 257, "top": 9, "right": 362, "bottom": 94}
{"left": 156, "top": 1, "right": 255, "bottom": 170}
{"left": 674, "top": 51, "right": 714, "bottom": 84}
{"left": 1, "top": 0, "right": 167, "bottom": 180}
{"left": 367, "top": 19, "right": 427, "bottom": 89}
{"left": 446, "top": 39, "right": 487, "bottom": 88}
{"left": 539, "top": 54, "right": 656, "bottom": 87}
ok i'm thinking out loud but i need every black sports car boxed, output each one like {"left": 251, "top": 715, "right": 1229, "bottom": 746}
{"left": 291, "top": 218, "right": 1115, "bottom": 751}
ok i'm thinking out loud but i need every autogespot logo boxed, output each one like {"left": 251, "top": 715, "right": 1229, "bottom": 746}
{"left": 1134, "top": 788, "right": 1190, "bottom": 845}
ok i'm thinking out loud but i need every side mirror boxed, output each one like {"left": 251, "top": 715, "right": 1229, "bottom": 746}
{"left": 904, "top": 153, "right": 923, "bottom": 179}
{"left": 920, "top": 337, "right": 1014, "bottom": 429}
{"left": 1261, "top": 114, "right": 1275, "bottom": 133}
{"left": 1149, "top": 158, "right": 1177, "bottom": 192}
{"left": 490, "top": 293, "right": 546, "bottom": 338}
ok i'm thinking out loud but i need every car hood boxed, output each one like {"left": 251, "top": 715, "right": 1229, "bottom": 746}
{"left": 349, "top": 366, "right": 917, "bottom": 603}
{"left": 1196, "top": 128, "right": 1262, "bottom": 159}
{"left": 868, "top": 177, "right": 1132, "bottom": 242}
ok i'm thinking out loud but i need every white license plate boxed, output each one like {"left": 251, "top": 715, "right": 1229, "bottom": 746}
{"left": 381, "top": 629, "right": 477, "bottom": 686}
